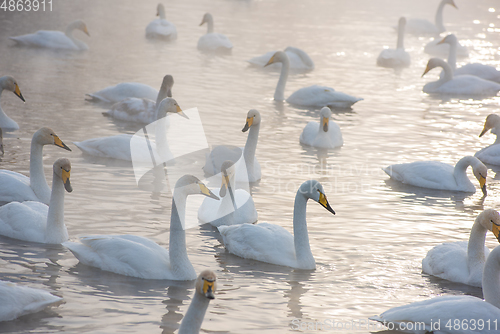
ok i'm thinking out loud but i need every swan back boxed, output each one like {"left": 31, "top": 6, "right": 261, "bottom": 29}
{"left": 483, "top": 245, "right": 500, "bottom": 309}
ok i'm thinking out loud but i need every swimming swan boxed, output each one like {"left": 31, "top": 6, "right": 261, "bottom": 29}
{"left": 218, "top": 180, "right": 335, "bottom": 269}
{"left": 103, "top": 75, "right": 174, "bottom": 124}
{"left": 203, "top": 109, "right": 261, "bottom": 182}
{"left": 248, "top": 46, "right": 314, "bottom": 72}
{"left": 377, "top": 17, "right": 410, "bottom": 68}
{"left": 266, "top": 51, "right": 362, "bottom": 109}
{"left": 422, "top": 209, "right": 500, "bottom": 287}
{"left": 370, "top": 244, "right": 500, "bottom": 333}
{"left": 145, "top": 3, "right": 177, "bottom": 40}
{"left": 421, "top": 58, "right": 500, "bottom": 96}
{"left": 475, "top": 114, "right": 500, "bottom": 165}
{"left": 405, "top": 0, "right": 457, "bottom": 36}
{"left": 197, "top": 13, "right": 233, "bottom": 53}
{"left": 178, "top": 270, "right": 216, "bottom": 334}
{"left": 383, "top": 155, "right": 487, "bottom": 196}
{"left": 10, "top": 20, "right": 90, "bottom": 51}
{"left": 0, "top": 127, "right": 71, "bottom": 205}
{"left": 299, "top": 107, "right": 343, "bottom": 149}
{"left": 86, "top": 82, "right": 158, "bottom": 104}
{"left": 63, "top": 176, "right": 219, "bottom": 280}
{"left": 0, "top": 75, "right": 25, "bottom": 131}
{"left": 0, "top": 158, "right": 72, "bottom": 244}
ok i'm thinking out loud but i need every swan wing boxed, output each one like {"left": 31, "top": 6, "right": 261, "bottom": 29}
{"left": 455, "top": 64, "right": 500, "bottom": 83}
{"left": 475, "top": 144, "right": 500, "bottom": 165}
{"left": 287, "top": 85, "right": 362, "bottom": 109}
{"left": 376, "top": 49, "right": 410, "bottom": 68}
{"left": 198, "top": 189, "right": 257, "bottom": 227}
{"left": 247, "top": 51, "right": 278, "bottom": 67}
{"left": 103, "top": 98, "right": 156, "bottom": 124}
{"left": 10, "top": 30, "right": 78, "bottom": 50}
{"left": 300, "top": 121, "right": 343, "bottom": 148}
{"left": 145, "top": 19, "right": 177, "bottom": 39}
{"left": 197, "top": 33, "right": 233, "bottom": 51}
{"left": 0, "top": 201, "right": 48, "bottom": 243}
{"left": 0, "top": 170, "right": 40, "bottom": 204}
{"left": 203, "top": 145, "right": 242, "bottom": 176}
{"left": 74, "top": 134, "right": 135, "bottom": 160}
{"left": 86, "top": 83, "right": 158, "bottom": 104}
{"left": 436, "top": 76, "right": 500, "bottom": 96}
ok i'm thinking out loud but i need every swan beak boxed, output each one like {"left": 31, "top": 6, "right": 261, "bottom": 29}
{"left": 493, "top": 224, "right": 500, "bottom": 243}
{"left": 199, "top": 18, "right": 206, "bottom": 26}
{"left": 437, "top": 37, "right": 446, "bottom": 45}
{"left": 199, "top": 182, "right": 219, "bottom": 200}
{"left": 62, "top": 169, "right": 73, "bottom": 193}
{"left": 83, "top": 25, "right": 90, "bottom": 37}
{"left": 318, "top": 191, "right": 335, "bottom": 215}
{"left": 53, "top": 135, "right": 72, "bottom": 151}
{"left": 14, "top": 83, "right": 25, "bottom": 102}
{"left": 479, "top": 126, "right": 489, "bottom": 137}
{"left": 264, "top": 55, "right": 275, "bottom": 67}
{"left": 479, "top": 174, "right": 487, "bottom": 196}
{"left": 176, "top": 105, "right": 189, "bottom": 119}
{"left": 422, "top": 64, "right": 432, "bottom": 77}
{"left": 322, "top": 117, "right": 329, "bottom": 132}
{"left": 242, "top": 117, "right": 253, "bottom": 132}
{"left": 450, "top": 0, "right": 458, "bottom": 9}
{"left": 219, "top": 174, "right": 230, "bottom": 197}
{"left": 202, "top": 279, "right": 215, "bottom": 300}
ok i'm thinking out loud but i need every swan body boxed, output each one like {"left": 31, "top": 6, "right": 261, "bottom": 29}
{"left": 103, "top": 75, "right": 174, "bottom": 124}
{"left": 10, "top": 20, "right": 90, "bottom": 50}
{"left": 145, "top": 4, "right": 177, "bottom": 40}
{"left": 218, "top": 180, "right": 335, "bottom": 269}
{"left": 383, "top": 155, "right": 487, "bottom": 195}
{"left": 370, "top": 245, "right": 500, "bottom": 333}
{"left": 86, "top": 82, "right": 158, "bottom": 104}
{"left": 0, "top": 128, "right": 71, "bottom": 205}
{"left": 248, "top": 46, "right": 314, "bottom": 71}
{"left": 197, "top": 13, "right": 233, "bottom": 52}
{"left": 203, "top": 109, "right": 261, "bottom": 182}
{"left": 377, "top": 17, "right": 410, "bottom": 68}
{"left": 266, "top": 51, "right": 362, "bottom": 109}
{"left": 422, "top": 58, "right": 500, "bottom": 96}
{"left": 0, "top": 281, "right": 62, "bottom": 322}
{"left": 178, "top": 270, "right": 216, "bottom": 334}
{"left": 404, "top": 0, "right": 457, "bottom": 35}
{"left": 475, "top": 114, "right": 500, "bottom": 165}
{"left": 0, "top": 158, "right": 72, "bottom": 244}
{"left": 299, "top": 107, "right": 343, "bottom": 149}
{"left": 0, "top": 76, "right": 25, "bottom": 132}
{"left": 64, "top": 176, "right": 219, "bottom": 280}
{"left": 422, "top": 209, "right": 500, "bottom": 287}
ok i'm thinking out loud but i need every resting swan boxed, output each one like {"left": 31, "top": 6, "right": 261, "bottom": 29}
{"left": 377, "top": 17, "right": 410, "bottom": 68}
{"left": 218, "top": 180, "right": 335, "bottom": 269}
{"left": 0, "top": 127, "right": 71, "bottom": 205}
{"left": 422, "top": 209, "right": 500, "bottom": 287}
{"left": 383, "top": 155, "right": 487, "bottom": 196}
{"left": 63, "top": 176, "right": 219, "bottom": 280}
{"left": 0, "top": 75, "right": 25, "bottom": 131}
{"left": 203, "top": 109, "right": 261, "bottom": 182}
{"left": 197, "top": 13, "right": 233, "bottom": 53}
{"left": 103, "top": 75, "right": 174, "bottom": 124}
{"left": 300, "top": 107, "right": 343, "bottom": 149}
{"left": 475, "top": 114, "right": 500, "bottom": 165}
{"left": 404, "top": 0, "right": 457, "bottom": 36}
{"left": 198, "top": 160, "right": 258, "bottom": 227}
{"left": 0, "top": 281, "right": 62, "bottom": 322}
{"left": 86, "top": 82, "right": 158, "bottom": 104}
{"left": 266, "top": 51, "right": 362, "bottom": 109}
{"left": 0, "top": 158, "right": 72, "bottom": 244}
{"left": 422, "top": 58, "right": 500, "bottom": 96}
{"left": 370, "top": 244, "right": 500, "bottom": 333}
{"left": 145, "top": 3, "right": 177, "bottom": 40}
{"left": 74, "top": 98, "right": 185, "bottom": 161}
{"left": 10, "top": 20, "right": 90, "bottom": 51}
{"left": 247, "top": 46, "right": 314, "bottom": 72}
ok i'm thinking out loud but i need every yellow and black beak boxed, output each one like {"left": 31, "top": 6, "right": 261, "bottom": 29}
{"left": 479, "top": 126, "right": 489, "bottom": 137}
{"left": 492, "top": 223, "right": 500, "bottom": 243}
{"left": 422, "top": 64, "right": 432, "bottom": 78}
{"left": 437, "top": 37, "right": 446, "bottom": 45}
{"left": 219, "top": 174, "right": 230, "bottom": 197}
{"left": 83, "top": 25, "right": 90, "bottom": 37}
{"left": 175, "top": 104, "right": 189, "bottom": 119}
{"left": 199, "top": 18, "right": 206, "bottom": 26}
{"left": 479, "top": 174, "right": 487, "bottom": 196}
{"left": 450, "top": 0, "right": 458, "bottom": 9}
{"left": 53, "top": 135, "right": 72, "bottom": 151}
{"left": 202, "top": 278, "right": 215, "bottom": 299}
{"left": 242, "top": 116, "right": 254, "bottom": 132}
{"left": 264, "top": 55, "right": 275, "bottom": 67}
{"left": 199, "top": 182, "right": 219, "bottom": 200}
{"left": 62, "top": 168, "right": 73, "bottom": 193}
{"left": 322, "top": 117, "right": 329, "bottom": 132}
{"left": 318, "top": 191, "right": 335, "bottom": 215}
{"left": 14, "top": 83, "right": 25, "bottom": 102}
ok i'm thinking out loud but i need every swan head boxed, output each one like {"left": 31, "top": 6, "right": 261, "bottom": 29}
{"left": 53, "top": 158, "right": 72, "bottom": 193}
{"left": 0, "top": 75, "right": 25, "bottom": 102}
{"left": 219, "top": 160, "right": 235, "bottom": 197}
{"left": 477, "top": 209, "right": 500, "bottom": 242}
{"left": 196, "top": 270, "right": 217, "bottom": 300}
{"left": 422, "top": 58, "right": 447, "bottom": 77}
{"left": 157, "top": 97, "right": 188, "bottom": 119}
{"left": 299, "top": 180, "right": 335, "bottom": 215}
{"left": 437, "top": 34, "right": 457, "bottom": 46}
{"left": 199, "top": 13, "right": 213, "bottom": 26}
{"left": 320, "top": 107, "right": 332, "bottom": 132}
{"left": 265, "top": 51, "right": 288, "bottom": 66}
{"left": 174, "top": 175, "right": 219, "bottom": 200}
{"left": 444, "top": 0, "right": 458, "bottom": 9}
{"left": 479, "top": 114, "right": 500, "bottom": 137}
{"left": 161, "top": 75, "right": 174, "bottom": 97}
{"left": 72, "top": 20, "right": 90, "bottom": 37}
{"left": 156, "top": 3, "right": 165, "bottom": 17}
{"left": 471, "top": 162, "right": 488, "bottom": 196}
{"left": 34, "top": 127, "right": 72, "bottom": 151}
{"left": 242, "top": 109, "right": 261, "bottom": 132}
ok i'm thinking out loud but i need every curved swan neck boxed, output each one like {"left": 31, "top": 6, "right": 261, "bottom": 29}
{"left": 286, "top": 47, "right": 314, "bottom": 68}
{"left": 169, "top": 190, "right": 190, "bottom": 269}
{"left": 467, "top": 217, "right": 488, "bottom": 272}
{"left": 435, "top": 0, "right": 447, "bottom": 33}
{"left": 436, "top": 58, "right": 453, "bottom": 82}
{"left": 29, "top": 137, "right": 50, "bottom": 202}
{"left": 45, "top": 173, "right": 68, "bottom": 244}
{"left": 396, "top": 21, "right": 405, "bottom": 49}
{"left": 453, "top": 156, "right": 477, "bottom": 189}
{"left": 483, "top": 248, "right": 500, "bottom": 308}
{"left": 293, "top": 191, "right": 314, "bottom": 268}
{"left": 274, "top": 57, "right": 290, "bottom": 101}
{"left": 243, "top": 122, "right": 260, "bottom": 168}
{"left": 178, "top": 292, "right": 209, "bottom": 334}
{"left": 65, "top": 22, "right": 78, "bottom": 38}
{"left": 205, "top": 16, "right": 214, "bottom": 34}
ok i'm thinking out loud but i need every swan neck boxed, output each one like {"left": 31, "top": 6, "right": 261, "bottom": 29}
{"left": 29, "top": 138, "right": 50, "bottom": 201}
{"left": 396, "top": 22, "right": 405, "bottom": 49}
{"left": 439, "top": 60, "right": 453, "bottom": 82}
{"left": 155, "top": 85, "right": 171, "bottom": 106}
{"left": 435, "top": 0, "right": 446, "bottom": 32}
{"left": 158, "top": 6, "right": 166, "bottom": 20}
{"left": 65, "top": 22, "right": 77, "bottom": 38}
{"left": 483, "top": 250, "right": 500, "bottom": 308}
{"left": 206, "top": 17, "right": 214, "bottom": 34}
{"left": 293, "top": 191, "right": 314, "bottom": 267}
{"left": 453, "top": 156, "right": 476, "bottom": 189}
{"left": 274, "top": 58, "right": 289, "bottom": 101}
{"left": 178, "top": 292, "right": 209, "bottom": 334}
{"left": 467, "top": 218, "right": 488, "bottom": 271}
{"left": 447, "top": 40, "right": 457, "bottom": 71}
{"left": 169, "top": 191, "right": 190, "bottom": 268}
{"left": 45, "top": 173, "right": 68, "bottom": 243}
{"left": 243, "top": 122, "right": 259, "bottom": 168}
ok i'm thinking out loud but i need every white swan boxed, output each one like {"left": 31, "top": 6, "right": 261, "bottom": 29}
{"left": 198, "top": 160, "right": 258, "bottom": 227}
{"left": 424, "top": 34, "right": 468, "bottom": 58}
{"left": 145, "top": 3, "right": 177, "bottom": 40}
{"left": 404, "top": 0, "right": 457, "bottom": 35}
{"left": 299, "top": 107, "right": 343, "bottom": 149}
{"left": 203, "top": 109, "right": 261, "bottom": 182}
{"left": 63, "top": 176, "right": 219, "bottom": 280}
{"left": 422, "top": 209, "right": 500, "bottom": 287}
{"left": 218, "top": 180, "right": 335, "bottom": 269}
{"left": 383, "top": 155, "right": 487, "bottom": 195}
{"left": 247, "top": 46, "right": 314, "bottom": 72}
{"left": 266, "top": 51, "right": 363, "bottom": 109}
{"left": 178, "top": 270, "right": 216, "bottom": 334}
{"left": 10, "top": 20, "right": 90, "bottom": 51}
{"left": 0, "top": 127, "right": 71, "bottom": 205}
{"left": 0, "top": 75, "right": 25, "bottom": 131}
{"left": 475, "top": 114, "right": 500, "bottom": 165}
{"left": 197, "top": 13, "right": 233, "bottom": 53}
{"left": 422, "top": 58, "right": 500, "bottom": 96}
{"left": 86, "top": 82, "right": 158, "bottom": 104}
{"left": 74, "top": 98, "right": 185, "bottom": 161}
{"left": 103, "top": 75, "right": 174, "bottom": 124}
{"left": 0, "top": 281, "right": 62, "bottom": 322}
{"left": 370, "top": 244, "right": 500, "bottom": 333}
{"left": 0, "top": 158, "right": 72, "bottom": 244}
{"left": 377, "top": 17, "right": 410, "bottom": 68}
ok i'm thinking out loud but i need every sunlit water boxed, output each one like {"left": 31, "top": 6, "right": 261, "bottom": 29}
{"left": 1, "top": 0, "right": 500, "bottom": 332}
